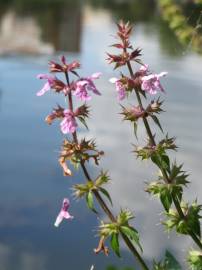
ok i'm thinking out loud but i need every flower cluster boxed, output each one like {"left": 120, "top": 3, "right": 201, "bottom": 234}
{"left": 59, "top": 138, "right": 104, "bottom": 176}
{"left": 36, "top": 21, "right": 202, "bottom": 270}
{"left": 109, "top": 64, "right": 167, "bottom": 100}
{"left": 37, "top": 56, "right": 101, "bottom": 135}
{"left": 107, "top": 21, "right": 202, "bottom": 270}
{"left": 37, "top": 56, "right": 101, "bottom": 227}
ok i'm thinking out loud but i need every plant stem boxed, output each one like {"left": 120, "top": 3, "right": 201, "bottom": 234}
{"left": 126, "top": 59, "right": 202, "bottom": 250}
{"left": 64, "top": 72, "right": 150, "bottom": 270}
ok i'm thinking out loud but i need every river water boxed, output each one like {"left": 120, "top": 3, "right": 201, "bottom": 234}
{"left": 0, "top": 1, "right": 201, "bottom": 270}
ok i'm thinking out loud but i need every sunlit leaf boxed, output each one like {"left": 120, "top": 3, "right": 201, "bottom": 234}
{"left": 120, "top": 226, "right": 142, "bottom": 252}
{"left": 86, "top": 191, "right": 97, "bottom": 213}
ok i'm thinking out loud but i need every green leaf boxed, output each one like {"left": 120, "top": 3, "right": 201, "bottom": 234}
{"left": 165, "top": 250, "right": 182, "bottom": 270}
{"left": 188, "top": 250, "right": 202, "bottom": 270}
{"left": 151, "top": 154, "right": 161, "bottom": 168}
{"left": 160, "top": 191, "right": 172, "bottom": 212}
{"left": 192, "top": 219, "right": 201, "bottom": 238}
{"left": 151, "top": 153, "right": 170, "bottom": 172}
{"left": 161, "top": 155, "right": 170, "bottom": 172}
{"left": 185, "top": 202, "right": 202, "bottom": 237}
{"left": 172, "top": 186, "right": 183, "bottom": 203}
{"left": 99, "top": 187, "right": 113, "bottom": 206}
{"left": 121, "top": 226, "right": 143, "bottom": 252}
{"left": 110, "top": 233, "right": 121, "bottom": 257}
{"left": 86, "top": 191, "right": 97, "bottom": 213}
{"left": 151, "top": 115, "right": 163, "bottom": 133}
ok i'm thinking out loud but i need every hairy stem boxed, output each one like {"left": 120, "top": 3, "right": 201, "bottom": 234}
{"left": 126, "top": 59, "right": 202, "bottom": 250}
{"left": 64, "top": 71, "right": 150, "bottom": 270}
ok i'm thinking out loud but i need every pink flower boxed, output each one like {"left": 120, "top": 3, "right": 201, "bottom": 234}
{"left": 85, "top": 72, "right": 102, "bottom": 95}
{"left": 36, "top": 74, "right": 56, "bottom": 96}
{"left": 54, "top": 198, "right": 74, "bottom": 227}
{"left": 74, "top": 81, "right": 91, "bottom": 101}
{"left": 109, "top": 77, "right": 126, "bottom": 101}
{"left": 60, "top": 109, "right": 77, "bottom": 134}
{"left": 141, "top": 72, "right": 167, "bottom": 95}
{"left": 74, "top": 72, "right": 101, "bottom": 101}
{"left": 140, "top": 64, "right": 149, "bottom": 74}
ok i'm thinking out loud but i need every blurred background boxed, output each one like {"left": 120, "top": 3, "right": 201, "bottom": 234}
{"left": 0, "top": 0, "right": 201, "bottom": 269}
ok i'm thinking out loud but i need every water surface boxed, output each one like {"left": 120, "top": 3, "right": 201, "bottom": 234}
{"left": 0, "top": 2, "right": 202, "bottom": 270}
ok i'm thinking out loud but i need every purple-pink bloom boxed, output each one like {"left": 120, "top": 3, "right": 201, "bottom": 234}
{"left": 141, "top": 72, "right": 167, "bottom": 95}
{"left": 109, "top": 77, "right": 126, "bottom": 101}
{"left": 54, "top": 198, "right": 74, "bottom": 227}
{"left": 36, "top": 74, "right": 56, "bottom": 96}
{"left": 74, "top": 80, "right": 92, "bottom": 101}
{"left": 60, "top": 109, "right": 77, "bottom": 134}
{"left": 85, "top": 72, "right": 102, "bottom": 95}
{"left": 140, "top": 64, "right": 149, "bottom": 73}
{"left": 74, "top": 72, "right": 101, "bottom": 101}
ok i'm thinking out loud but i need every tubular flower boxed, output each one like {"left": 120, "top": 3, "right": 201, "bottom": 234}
{"left": 109, "top": 77, "right": 126, "bottom": 101}
{"left": 74, "top": 80, "right": 91, "bottom": 101}
{"left": 74, "top": 73, "right": 101, "bottom": 101}
{"left": 54, "top": 198, "right": 74, "bottom": 227}
{"left": 37, "top": 73, "right": 69, "bottom": 96}
{"left": 36, "top": 74, "right": 56, "bottom": 96}
{"left": 60, "top": 109, "right": 77, "bottom": 134}
{"left": 141, "top": 72, "right": 167, "bottom": 95}
{"left": 139, "top": 64, "right": 149, "bottom": 74}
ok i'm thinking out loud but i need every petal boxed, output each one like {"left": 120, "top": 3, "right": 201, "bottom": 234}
{"left": 76, "top": 80, "right": 88, "bottom": 87}
{"left": 90, "top": 72, "right": 102, "bottom": 79}
{"left": 158, "top": 72, "right": 167, "bottom": 78}
{"left": 87, "top": 82, "right": 101, "bottom": 95}
{"left": 60, "top": 118, "right": 68, "bottom": 134}
{"left": 36, "top": 82, "right": 50, "bottom": 96}
{"left": 54, "top": 212, "right": 64, "bottom": 227}
{"left": 149, "top": 89, "right": 157, "bottom": 95}
{"left": 92, "top": 87, "right": 101, "bottom": 95}
{"left": 140, "top": 64, "right": 149, "bottom": 72}
{"left": 63, "top": 198, "right": 70, "bottom": 209}
{"left": 118, "top": 91, "right": 126, "bottom": 101}
{"left": 37, "top": 73, "right": 49, "bottom": 80}
{"left": 63, "top": 109, "right": 71, "bottom": 116}
{"left": 62, "top": 210, "right": 74, "bottom": 220}
{"left": 109, "top": 77, "right": 118, "bottom": 84}
{"left": 142, "top": 74, "right": 154, "bottom": 81}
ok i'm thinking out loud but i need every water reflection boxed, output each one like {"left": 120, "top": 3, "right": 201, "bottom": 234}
{"left": 0, "top": 0, "right": 188, "bottom": 56}
{"left": 0, "top": 11, "right": 53, "bottom": 54}
{"left": 0, "top": 1, "right": 202, "bottom": 270}
{"left": 87, "top": 0, "right": 156, "bottom": 22}
{"left": 0, "top": 1, "right": 82, "bottom": 54}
